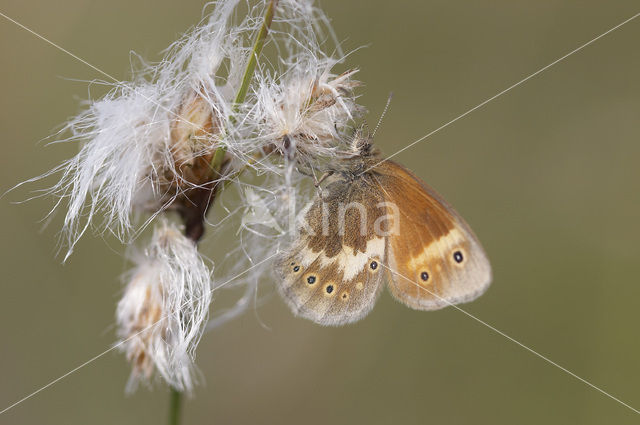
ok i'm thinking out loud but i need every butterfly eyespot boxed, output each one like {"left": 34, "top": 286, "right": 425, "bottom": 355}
{"left": 325, "top": 284, "right": 334, "bottom": 294}
{"left": 420, "top": 271, "right": 429, "bottom": 282}
{"left": 306, "top": 275, "right": 317, "bottom": 285}
{"left": 292, "top": 265, "right": 301, "bottom": 273}
{"left": 453, "top": 251, "right": 464, "bottom": 263}
{"left": 290, "top": 262, "right": 295, "bottom": 266}
{"left": 355, "top": 282, "right": 364, "bottom": 290}
{"left": 341, "top": 292, "right": 349, "bottom": 301}
{"left": 369, "top": 261, "right": 378, "bottom": 271}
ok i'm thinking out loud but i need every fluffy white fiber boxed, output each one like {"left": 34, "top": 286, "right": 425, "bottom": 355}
{"left": 40, "top": 0, "right": 364, "bottom": 393}
{"left": 48, "top": 0, "right": 242, "bottom": 254}
{"left": 116, "top": 221, "right": 212, "bottom": 393}
{"left": 45, "top": 0, "right": 362, "bottom": 253}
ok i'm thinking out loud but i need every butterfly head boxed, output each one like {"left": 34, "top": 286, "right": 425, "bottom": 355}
{"left": 346, "top": 92, "right": 392, "bottom": 159}
{"left": 323, "top": 126, "right": 382, "bottom": 178}
{"left": 348, "top": 126, "right": 375, "bottom": 157}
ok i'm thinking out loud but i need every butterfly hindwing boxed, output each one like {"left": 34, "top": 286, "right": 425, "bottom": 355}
{"left": 276, "top": 176, "right": 387, "bottom": 325}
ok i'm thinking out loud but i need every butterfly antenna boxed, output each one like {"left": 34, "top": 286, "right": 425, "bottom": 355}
{"left": 372, "top": 92, "right": 393, "bottom": 138}
{"left": 361, "top": 119, "right": 370, "bottom": 135}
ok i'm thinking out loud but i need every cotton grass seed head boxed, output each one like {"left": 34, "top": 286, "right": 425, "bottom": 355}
{"left": 34, "top": 0, "right": 367, "bottom": 392}
{"left": 116, "top": 221, "right": 212, "bottom": 393}
{"left": 39, "top": 0, "right": 362, "bottom": 258}
{"left": 250, "top": 59, "right": 361, "bottom": 163}
{"left": 43, "top": 0, "right": 245, "bottom": 255}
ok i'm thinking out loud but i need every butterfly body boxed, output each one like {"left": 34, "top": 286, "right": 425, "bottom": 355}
{"left": 277, "top": 136, "right": 491, "bottom": 325}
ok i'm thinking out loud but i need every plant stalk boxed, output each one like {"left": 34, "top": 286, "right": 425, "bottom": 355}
{"left": 169, "top": 2, "right": 278, "bottom": 424}
{"left": 168, "top": 388, "right": 183, "bottom": 425}
{"left": 210, "top": 0, "right": 279, "bottom": 174}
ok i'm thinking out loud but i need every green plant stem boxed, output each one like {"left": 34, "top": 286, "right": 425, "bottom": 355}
{"left": 210, "top": 0, "right": 279, "bottom": 174}
{"left": 168, "top": 3, "right": 277, "bottom": 421}
{"left": 232, "top": 0, "right": 278, "bottom": 113}
{"left": 168, "top": 388, "right": 183, "bottom": 425}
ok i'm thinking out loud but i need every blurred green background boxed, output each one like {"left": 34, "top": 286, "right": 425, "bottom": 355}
{"left": 1, "top": 1, "right": 640, "bottom": 424}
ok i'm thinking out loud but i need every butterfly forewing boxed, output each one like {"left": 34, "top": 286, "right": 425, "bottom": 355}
{"left": 376, "top": 161, "right": 492, "bottom": 310}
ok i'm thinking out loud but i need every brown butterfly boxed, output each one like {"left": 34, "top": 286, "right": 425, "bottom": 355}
{"left": 276, "top": 132, "right": 491, "bottom": 325}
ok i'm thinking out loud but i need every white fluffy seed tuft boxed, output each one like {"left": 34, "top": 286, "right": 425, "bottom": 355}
{"left": 33, "top": 0, "right": 367, "bottom": 387}
{"left": 45, "top": 0, "right": 244, "bottom": 254}
{"left": 38, "top": 0, "right": 363, "bottom": 258}
{"left": 116, "top": 221, "right": 212, "bottom": 393}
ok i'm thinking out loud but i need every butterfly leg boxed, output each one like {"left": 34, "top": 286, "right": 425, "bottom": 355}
{"left": 314, "top": 171, "right": 334, "bottom": 188}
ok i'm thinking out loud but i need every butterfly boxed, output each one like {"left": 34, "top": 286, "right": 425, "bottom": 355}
{"left": 276, "top": 131, "right": 492, "bottom": 326}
